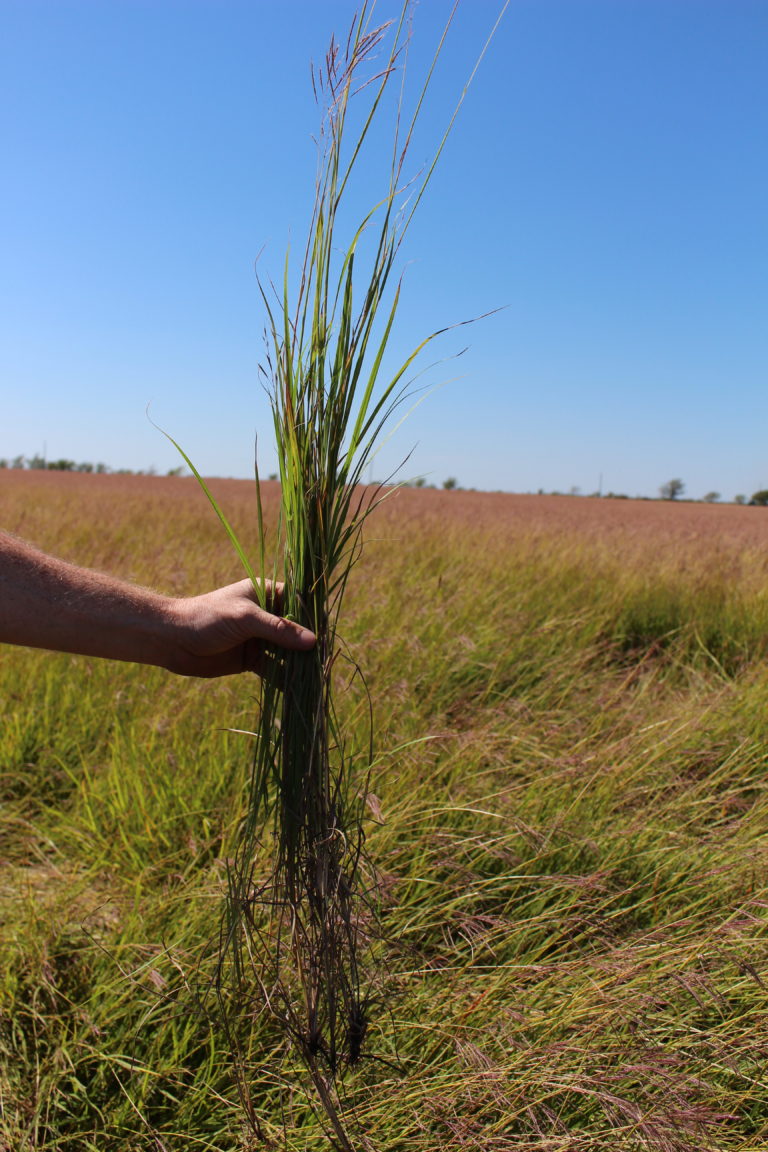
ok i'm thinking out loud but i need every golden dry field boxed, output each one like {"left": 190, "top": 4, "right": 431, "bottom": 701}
{"left": 2, "top": 469, "right": 768, "bottom": 1150}
{"left": 5, "top": 469, "right": 768, "bottom": 587}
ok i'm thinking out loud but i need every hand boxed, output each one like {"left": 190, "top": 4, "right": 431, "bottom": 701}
{"left": 166, "top": 579, "right": 316, "bottom": 678}
{"left": 0, "top": 531, "right": 314, "bottom": 679}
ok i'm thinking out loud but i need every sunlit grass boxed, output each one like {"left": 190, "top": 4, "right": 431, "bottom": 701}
{"left": 2, "top": 476, "right": 768, "bottom": 1148}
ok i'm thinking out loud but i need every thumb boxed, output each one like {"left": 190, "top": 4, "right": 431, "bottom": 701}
{"left": 247, "top": 606, "right": 316, "bottom": 651}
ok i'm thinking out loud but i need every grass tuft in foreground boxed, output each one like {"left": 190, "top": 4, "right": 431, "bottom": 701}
{"left": 209, "top": 4, "right": 500, "bottom": 1142}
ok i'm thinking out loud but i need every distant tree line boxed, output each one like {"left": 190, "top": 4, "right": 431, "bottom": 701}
{"left": 3, "top": 456, "right": 766, "bottom": 503}
{"left": 657, "top": 479, "right": 768, "bottom": 506}
{"left": 0, "top": 453, "right": 111, "bottom": 473}
{"left": 533, "top": 481, "right": 768, "bottom": 505}
{"left": 0, "top": 455, "right": 185, "bottom": 477}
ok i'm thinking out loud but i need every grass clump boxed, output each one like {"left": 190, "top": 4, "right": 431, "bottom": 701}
{"left": 200, "top": 4, "right": 504, "bottom": 1139}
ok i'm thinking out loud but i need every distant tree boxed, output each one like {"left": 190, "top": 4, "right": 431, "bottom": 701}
{"left": 76, "top": 462, "right": 94, "bottom": 473}
{"left": 166, "top": 466, "right": 185, "bottom": 477}
{"left": 11, "top": 455, "right": 25, "bottom": 469}
{"left": 413, "top": 476, "right": 426, "bottom": 488}
{"left": 28, "top": 453, "right": 46, "bottom": 470}
{"left": 750, "top": 490, "right": 768, "bottom": 506}
{"left": 47, "top": 459, "right": 76, "bottom": 471}
{"left": 0, "top": 459, "right": 7, "bottom": 469}
{"left": 95, "top": 462, "right": 110, "bottom": 474}
{"left": 660, "top": 478, "right": 685, "bottom": 500}
{"left": 702, "top": 491, "right": 720, "bottom": 503}
{"left": 442, "top": 477, "right": 458, "bottom": 490}
{"left": 734, "top": 494, "right": 747, "bottom": 505}
{"left": 569, "top": 485, "right": 581, "bottom": 496}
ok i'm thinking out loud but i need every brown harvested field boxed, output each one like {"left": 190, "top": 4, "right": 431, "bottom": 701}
{"left": 6, "top": 470, "right": 768, "bottom": 622}
{"left": 4, "top": 468, "right": 768, "bottom": 569}
{"left": 4, "top": 466, "right": 768, "bottom": 1150}
{"left": 5, "top": 469, "right": 768, "bottom": 671}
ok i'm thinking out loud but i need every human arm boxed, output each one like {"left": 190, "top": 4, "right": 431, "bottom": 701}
{"left": 0, "top": 531, "right": 315, "bottom": 677}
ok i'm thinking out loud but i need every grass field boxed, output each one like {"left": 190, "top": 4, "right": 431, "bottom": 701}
{"left": 2, "top": 470, "right": 768, "bottom": 1151}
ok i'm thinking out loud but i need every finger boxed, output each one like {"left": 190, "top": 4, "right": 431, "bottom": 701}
{"left": 222, "top": 580, "right": 313, "bottom": 649}
{"left": 242, "top": 640, "right": 286, "bottom": 681}
{"left": 251, "top": 608, "right": 315, "bottom": 651}
{"left": 235, "top": 578, "right": 285, "bottom": 616}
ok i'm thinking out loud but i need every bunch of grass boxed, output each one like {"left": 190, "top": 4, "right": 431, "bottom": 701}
{"left": 168, "top": 1, "right": 505, "bottom": 1138}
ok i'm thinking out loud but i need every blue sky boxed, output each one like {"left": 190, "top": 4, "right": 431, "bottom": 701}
{"left": 1, "top": 0, "right": 766, "bottom": 499}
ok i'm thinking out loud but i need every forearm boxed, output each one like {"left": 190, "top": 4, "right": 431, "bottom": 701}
{"left": 0, "top": 531, "right": 176, "bottom": 668}
{"left": 0, "top": 531, "right": 315, "bottom": 678}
